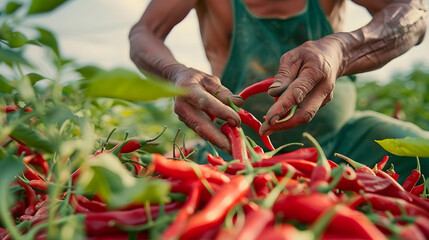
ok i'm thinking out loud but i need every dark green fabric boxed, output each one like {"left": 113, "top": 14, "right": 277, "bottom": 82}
{"left": 221, "top": 0, "right": 356, "bottom": 148}
{"left": 197, "top": 0, "right": 429, "bottom": 182}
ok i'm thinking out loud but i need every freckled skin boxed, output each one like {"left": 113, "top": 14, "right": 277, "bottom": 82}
{"left": 129, "top": 0, "right": 427, "bottom": 152}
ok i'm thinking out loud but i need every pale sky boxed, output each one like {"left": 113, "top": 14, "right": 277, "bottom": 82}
{"left": 28, "top": 0, "right": 429, "bottom": 83}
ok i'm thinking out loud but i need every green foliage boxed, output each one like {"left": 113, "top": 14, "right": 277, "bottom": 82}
{"left": 0, "top": 1, "right": 195, "bottom": 238}
{"left": 376, "top": 137, "right": 429, "bottom": 157}
{"left": 356, "top": 64, "right": 429, "bottom": 130}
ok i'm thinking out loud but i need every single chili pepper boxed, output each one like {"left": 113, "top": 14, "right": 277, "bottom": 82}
{"left": 180, "top": 175, "right": 252, "bottom": 240}
{"left": 238, "top": 77, "right": 274, "bottom": 100}
{"left": 75, "top": 195, "right": 107, "bottom": 212}
{"left": 161, "top": 182, "right": 202, "bottom": 239}
{"left": 28, "top": 179, "right": 48, "bottom": 192}
{"left": 84, "top": 202, "right": 182, "bottom": 236}
{"left": 273, "top": 192, "right": 337, "bottom": 224}
{"left": 235, "top": 207, "right": 274, "bottom": 240}
{"left": 17, "top": 180, "right": 38, "bottom": 216}
{"left": 23, "top": 165, "right": 43, "bottom": 181}
{"left": 70, "top": 194, "right": 90, "bottom": 214}
{"left": 207, "top": 153, "right": 227, "bottom": 166}
{"left": 334, "top": 152, "right": 375, "bottom": 176}
{"left": 227, "top": 98, "right": 275, "bottom": 151}
{"left": 411, "top": 183, "right": 425, "bottom": 196}
{"left": 323, "top": 205, "right": 387, "bottom": 240}
{"left": 402, "top": 157, "right": 421, "bottom": 192}
{"left": 221, "top": 123, "right": 248, "bottom": 162}
{"left": 253, "top": 173, "right": 272, "bottom": 198}
{"left": 253, "top": 146, "right": 267, "bottom": 158}
{"left": 23, "top": 152, "right": 49, "bottom": 175}
{"left": 385, "top": 163, "right": 400, "bottom": 180}
{"left": 149, "top": 153, "right": 230, "bottom": 184}
{"left": 374, "top": 155, "right": 389, "bottom": 171}
{"left": 223, "top": 161, "right": 246, "bottom": 175}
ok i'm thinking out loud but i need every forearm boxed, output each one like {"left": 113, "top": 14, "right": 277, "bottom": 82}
{"left": 129, "top": 23, "right": 187, "bottom": 82}
{"left": 333, "top": 0, "right": 427, "bottom": 76}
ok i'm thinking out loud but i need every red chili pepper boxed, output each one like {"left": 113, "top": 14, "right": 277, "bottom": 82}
{"left": 253, "top": 146, "right": 267, "bottom": 158}
{"left": 75, "top": 195, "right": 107, "bottom": 212}
{"left": 235, "top": 206, "right": 274, "bottom": 240}
{"left": 238, "top": 77, "right": 274, "bottom": 100}
{"left": 323, "top": 205, "right": 387, "bottom": 240}
{"left": 119, "top": 140, "right": 142, "bottom": 154}
{"left": 221, "top": 123, "right": 247, "bottom": 162}
{"left": 375, "top": 155, "right": 389, "bottom": 170}
{"left": 17, "top": 180, "right": 38, "bottom": 216}
{"left": 180, "top": 175, "right": 251, "bottom": 240}
{"left": 207, "top": 153, "right": 227, "bottom": 166}
{"left": 227, "top": 99, "right": 275, "bottom": 151}
{"left": 150, "top": 154, "right": 230, "bottom": 184}
{"left": 334, "top": 153, "right": 374, "bottom": 176}
{"left": 9, "top": 200, "right": 26, "bottom": 217}
{"left": 162, "top": 182, "right": 202, "bottom": 239}
{"left": 273, "top": 192, "right": 337, "bottom": 224}
{"left": 385, "top": 164, "right": 400, "bottom": 181}
{"left": 411, "top": 183, "right": 425, "bottom": 196}
{"left": 256, "top": 147, "right": 318, "bottom": 165}
{"left": 23, "top": 152, "right": 49, "bottom": 175}
{"left": 28, "top": 179, "right": 48, "bottom": 192}
{"left": 254, "top": 159, "right": 316, "bottom": 178}
{"left": 402, "top": 158, "right": 421, "bottom": 192}
{"left": 415, "top": 216, "right": 429, "bottom": 239}
{"left": 23, "top": 165, "right": 43, "bottom": 181}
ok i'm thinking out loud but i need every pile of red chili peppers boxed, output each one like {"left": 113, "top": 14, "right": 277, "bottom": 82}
{"left": 1, "top": 80, "right": 429, "bottom": 240}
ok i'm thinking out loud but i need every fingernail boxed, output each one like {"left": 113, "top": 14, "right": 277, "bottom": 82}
{"left": 227, "top": 117, "right": 240, "bottom": 126}
{"left": 269, "top": 82, "right": 281, "bottom": 89}
{"left": 269, "top": 115, "right": 280, "bottom": 125}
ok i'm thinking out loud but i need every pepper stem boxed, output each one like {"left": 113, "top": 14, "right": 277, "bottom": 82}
{"left": 334, "top": 152, "right": 365, "bottom": 170}
{"left": 227, "top": 97, "right": 242, "bottom": 112}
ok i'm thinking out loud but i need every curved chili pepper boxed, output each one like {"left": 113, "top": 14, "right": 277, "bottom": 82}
{"left": 28, "top": 179, "right": 48, "bottom": 192}
{"left": 227, "top": 99, "right": 275, "bottom": 151}
{"left": 273, "top": 192, "right": 337, "bottom": 224}
{"left": 402, "top": 158, "right": 421, "bottom": 192}
{"left": 375, "top": 156, "right": 389, "bottom": 170}
{"left": 180, "top": 175, "right": 251, "bottom": 240}
{"left": 150, "top": 154, "right": 230, "bottom": 184}
{"left": 75, "top": 195, "right": 107, "bottom": 212}
{"left": 254, "top": 159, "right": 316, "bottom": 178}
{"left": 324, "top": 205, "right": 387, "bottom": 240}
{"left": 221, "top": 123, "right": 247, "bottom": 162}
{"left": 207, "top": 153, "right": 227, "bottom": 166}
{"left": 238, "top": 77, "right": 274, "bottom": 100}
{"left": 235, "top": 207, "right": 274, "bottom": 240}
{"left": 17, "top": 180, "right": 38, "bottom": 216}
{"left": 23, "top": 165, "right": 43, "bottom": 181}
{"left": 162, "top": 182, "right": 202, "bottom": 239}
{"left": 334, "top": 153, "right": 375, "bottom": 176}
{"left": 411, "top": 183, "right": 425, "bottom": 196}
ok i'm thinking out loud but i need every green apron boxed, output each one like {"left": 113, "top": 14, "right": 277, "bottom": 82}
{"left": 221, "top": 0, "right": 356, "bottom": 148}
{"left": 197, "top": 0, "right": 429, "bottom": 183}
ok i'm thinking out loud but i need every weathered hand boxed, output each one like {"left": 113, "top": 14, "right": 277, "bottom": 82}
{"left": 171, "top": 66, "right": 244, "bottom": 153}
{"left": 260, "top": 37, "right": 344, "bottom": 136}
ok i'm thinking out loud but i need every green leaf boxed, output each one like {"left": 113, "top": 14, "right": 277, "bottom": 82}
{"left": 7, "top": 31, "right": 27, "bottom": 48}
{"left": 5, "top": 1, "right": 22, "bottom": 15}
{"left": 76, "top": 153, "right": 170, "bottom": 209}
{"left": 375, "top": 137, "right": 429, "bottom": 157}
{"left": 26, "top": 73, "right": 46, "bottom": 85}
{"left": 0, "top": 74, "right": 14, "bottom": 93}
{"left": 35, "top": 27, "right": 60, "bottom": 56}
{"left": 84, "top": 68, "right": 186, "bottom": 102}
{"left": 76, "top": 65, "right": 105, "bottom": 79}
{"left": 0, "top": 48, "right": 31, "bottom": 66}
{"left": 27, "top": 0, "right": 68, "bottom": 15}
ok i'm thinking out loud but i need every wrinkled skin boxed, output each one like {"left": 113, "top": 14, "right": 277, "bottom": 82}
{"left": 129, "top": 0, "right": 427, "bottom": 152}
